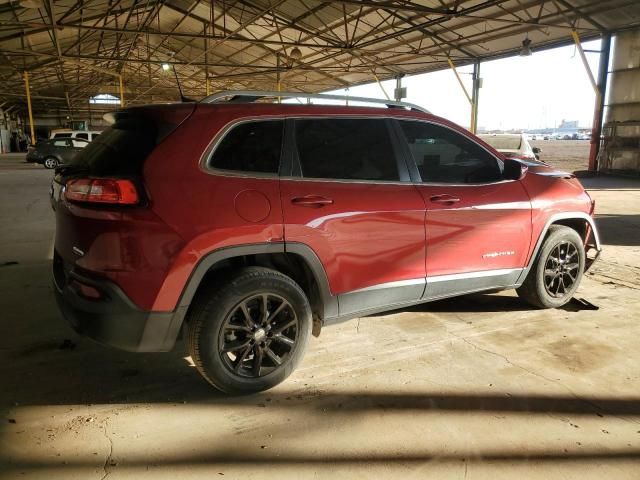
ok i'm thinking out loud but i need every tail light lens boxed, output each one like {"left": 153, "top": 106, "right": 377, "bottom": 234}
{"left": 65, "top": 178, "right": 139, "bottom": 205}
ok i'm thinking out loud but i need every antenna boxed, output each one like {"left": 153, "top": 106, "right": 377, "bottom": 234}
{"left": 173, "top": 68, "right": 194, "bottom": 102}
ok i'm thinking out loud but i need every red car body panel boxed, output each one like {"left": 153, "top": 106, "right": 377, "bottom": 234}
{"left": 280, "top": 179, "right": 426, "bottom": 295}
{"left": 52, "top": 101, "right": 600, "bottom": 353}
{"left": 415, "top": 181, "right": 533, "bottom": 277}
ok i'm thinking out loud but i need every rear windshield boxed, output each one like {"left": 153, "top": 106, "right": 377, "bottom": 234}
{"left": 62, "top": 106, "right": 195, "bottom": 176}
{"left": 479, "top": 135, "right": 521, "bottom": 150}
{"left": 65, "top": 117, "right": 157, "bottom": 176}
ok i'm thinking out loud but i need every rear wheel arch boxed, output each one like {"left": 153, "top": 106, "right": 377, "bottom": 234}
{"left": 177, "top": 243, "right": 337, "bottom": 333}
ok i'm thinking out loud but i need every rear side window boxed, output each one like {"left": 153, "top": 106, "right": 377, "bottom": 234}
{"left": 399, "top": 121, "right": 502, "bottom": 184}
{"left": 66, "top": 117, "right": 157, "bottom": 176}
{"left": 210, "top": 120, "right": 283, "bottom": 174}
{"left": 62, "top": 106, "right": 194, "bottom": 176}
{"left": 53, "top": 139, "right": 71, "bottom": 147}
{"left": 294, "top": 119, "right": 399, "bottom": 181}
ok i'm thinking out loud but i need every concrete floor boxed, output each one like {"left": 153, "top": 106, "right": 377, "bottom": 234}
{"left": 1, "top": 154, "right": 639, "bottom": 479}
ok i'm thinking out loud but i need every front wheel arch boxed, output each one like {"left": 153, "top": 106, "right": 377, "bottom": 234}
{"left": 517, "top": 225, "right": 586, "bottom": 308}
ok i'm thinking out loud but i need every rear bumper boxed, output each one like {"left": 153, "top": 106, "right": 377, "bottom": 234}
{"left": 53, "top": 252, "right": 184, "bottom": 352}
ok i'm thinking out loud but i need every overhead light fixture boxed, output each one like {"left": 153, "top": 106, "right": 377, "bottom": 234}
{"left": 19, "top": 0, "right": 43, "bottom": 8}
{"left": 520, "top": 38, "right": 532, "bottom": 57}
{"left": 161, "top": 63, "right": 171, "bottom": 71}
{"left": 289, "top": 47, "right": 302, "bottom": 61}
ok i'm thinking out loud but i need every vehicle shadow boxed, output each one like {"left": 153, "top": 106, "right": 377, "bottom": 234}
{"left": 0, "top": 262, "right": 601, "bottom": 409}
{"left": 593, "top": 214, "right": 640, "bottom": 246}
{"left": 378, "top": 291, "right": 597, "bottom": 317}
{"left": 577, "top": 173, "right": 640, "bottom": 191}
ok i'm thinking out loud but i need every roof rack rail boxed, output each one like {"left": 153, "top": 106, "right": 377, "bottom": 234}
{"left": 200, "top": 90, "right": 430, "bottom": 114}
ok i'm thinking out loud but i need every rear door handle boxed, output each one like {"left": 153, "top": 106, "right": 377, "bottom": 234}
{"left": 291, "top": 195, "right": 334, "bottom": 208}
{"left": 429, "top": 194, "right": 461, "bottom": 205}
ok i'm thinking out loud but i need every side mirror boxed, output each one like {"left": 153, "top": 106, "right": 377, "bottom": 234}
{"left": 532, "top": 147, "right": 541, "bottom": 154}
{"left": 503, "top": 158, "right": 528, "bottom": 181}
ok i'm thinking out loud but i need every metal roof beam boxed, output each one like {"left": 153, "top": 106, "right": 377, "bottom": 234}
{"left": 326, "top": 0, "right": 455, "bottom": 15}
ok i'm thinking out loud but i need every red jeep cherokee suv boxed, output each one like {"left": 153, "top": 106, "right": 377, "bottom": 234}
{"left": 52, "top": 91, "right": 600, "bottom": 394}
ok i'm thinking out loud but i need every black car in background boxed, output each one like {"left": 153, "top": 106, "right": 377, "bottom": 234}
{"left": 26, "top": 138, "right": 88, "bottom": 169}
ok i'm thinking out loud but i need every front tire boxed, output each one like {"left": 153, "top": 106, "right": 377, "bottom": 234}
{"left": 186, "top": 267, "right": 312, "bottom": 394}
{"left": 43, "top": 157, "right": 58, "bottom": 169}
{"left": 517, "top": 225, "right": 585, "bottom": 308}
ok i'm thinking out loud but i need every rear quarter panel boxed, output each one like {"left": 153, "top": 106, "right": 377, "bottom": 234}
{"left": 143, "top": 105, "right": 284, "bottom": 311}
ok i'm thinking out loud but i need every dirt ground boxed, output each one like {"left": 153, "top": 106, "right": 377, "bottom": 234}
{"left": 531, "top": 139, "right": 590, "bottom": 173}
{"left": 1, "top": 153, "right": 640, "bottom": 479}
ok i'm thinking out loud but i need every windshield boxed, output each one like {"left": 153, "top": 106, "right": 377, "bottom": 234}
{"left": 479, "top": 135, "right": 522, "bottom": 150}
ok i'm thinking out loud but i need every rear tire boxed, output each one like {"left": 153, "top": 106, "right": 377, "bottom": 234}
{"left": 517, "top": 225, "right": 585, "bottom": 308}
{"left": 185, "top": 267, "right": 312, "bottom": 394}
{"left": 43, "top": 157, "right": 58, "bottom": 169}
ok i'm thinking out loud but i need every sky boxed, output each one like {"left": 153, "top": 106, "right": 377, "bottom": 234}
{"left": 324, "top": 39, "right": 603, "bottom": 132}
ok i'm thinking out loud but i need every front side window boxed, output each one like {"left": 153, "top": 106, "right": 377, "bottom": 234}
{"left": 295, "top": 119, "right": 399, "bottom": 181}
{"left": 75, "top": 133, "right": 89, "bottom": 140}
{"left": 209, "top": 120, "right": 283, "bottom": 174}
{"left": 399, "top": 121, "right": 502, "bottom": 184}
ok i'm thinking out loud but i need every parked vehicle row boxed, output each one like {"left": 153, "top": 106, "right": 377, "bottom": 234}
{"left": 26, "top": 138, "right": 89, "bottom": 169}
{"left": 26, "top": 130, "right": 101, "bottom": 168}
{"left": 526, "top": 132, "right": 591, "bottom": 141}
{"left": 51, "top": 92, "right": 601, "bottom": 394}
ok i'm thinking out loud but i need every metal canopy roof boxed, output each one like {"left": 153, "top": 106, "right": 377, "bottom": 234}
{"left": 1, "top": 0, "right": 639, "bottom": 114}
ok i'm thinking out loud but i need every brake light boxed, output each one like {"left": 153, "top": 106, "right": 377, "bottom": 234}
{"left": 65, "top": 178, "right": 139, "bottom": 205}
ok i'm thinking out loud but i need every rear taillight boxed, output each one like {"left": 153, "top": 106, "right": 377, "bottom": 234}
{"left": 65, "top": 178, "right": 139, "bottom": 205}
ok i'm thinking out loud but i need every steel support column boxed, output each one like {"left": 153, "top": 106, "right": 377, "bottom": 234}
{"left": 447, "top": 57, "right": 474, "bottom": 131}
{"left": 23, "top": 71, "right": 36, "bottom": 145}
{"left": 471, "top": 60, "right": 481, "bottom": 134}
{"left": 119, "top": 74, "right": 125, "bottom": 107}
{"left": 394, "top": 74, "right": 404, "bottom": 101}
{"left": 588, "top": 34, "right": 611, "bottom": 171}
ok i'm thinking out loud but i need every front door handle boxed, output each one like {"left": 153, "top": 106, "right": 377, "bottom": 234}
{"left": 291, "top": 195, "right": 334, "bottom": 208}
{"left": 430, "top": 194, "right": 461, "bottom": 205}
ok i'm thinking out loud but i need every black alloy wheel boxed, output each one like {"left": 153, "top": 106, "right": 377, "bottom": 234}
{"left": 186, "top": 267, "right": 312, "bottom": 394}
{"left": 219, "top": 293, "right": 299, "bottom": 378}
{"left": 543, "top": 240, "right": 580, "bottom": 298}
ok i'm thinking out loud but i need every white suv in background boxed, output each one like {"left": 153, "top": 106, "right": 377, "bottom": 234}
{"left": 49, "top": 130, "right": 101, "bottom": 147}
{"left": 478, "top": 133, "right": 542, "bottom": 164}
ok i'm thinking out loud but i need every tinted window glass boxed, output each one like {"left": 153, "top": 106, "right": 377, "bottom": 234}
{"left": 399, "top": 121, "right": 502, "bottom": 184}
{"left": 210, "top": 120, "right": 283, "bottom": 174}
{"left": 53, "top": 133, "right": 72, "bottom": 138}
{"left": 295, "top": 119, "right": 399, "bottom": 181}
{"left": 67, "top": 117, "right": 156, "bottom": 175}
{"left": 53, "top": 139, "right": 71, "bottom": 147}
{"left": 75, "top": 133, "right": 89, "bottom": 140}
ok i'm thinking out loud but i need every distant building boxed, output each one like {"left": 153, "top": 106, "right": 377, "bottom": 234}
{"left": 559, "top": 119, "right": 579, "bottom": 129}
